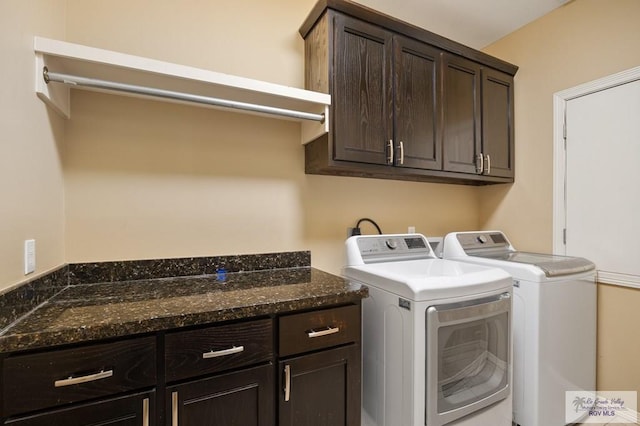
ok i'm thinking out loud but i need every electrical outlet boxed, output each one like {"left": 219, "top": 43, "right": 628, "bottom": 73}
{"left": 24, "top": 239, "right": 35, "bottom": 275}
{"left": 408, "top": 226, "right": 416, "bottom": 234}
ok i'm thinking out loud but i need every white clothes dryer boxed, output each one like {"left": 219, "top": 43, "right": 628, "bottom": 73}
{"left": 442, "top": 231, "right": 597, "bottom": 426}
{"left": 343, "top": 234, "right": 513, "bottom": 426}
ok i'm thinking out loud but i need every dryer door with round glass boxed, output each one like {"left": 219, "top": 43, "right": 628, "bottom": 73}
{"left": 426, "top": 292, "right": 511, "bottom": 426}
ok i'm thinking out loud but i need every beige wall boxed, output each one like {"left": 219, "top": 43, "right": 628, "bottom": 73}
{"left": 481, "top": 0, "right": 640, "bottom": 396}
{"left": 63, "top": 0, "right": 480, "bottom": 275}
{"left": 597, "top": 284, "right": 640, "bottom": 393}
{"left": 0, "top": 1, "right": 66, "bottom": 293}
{"left": 480, "top": 0, "right": 640, "bottom": 252}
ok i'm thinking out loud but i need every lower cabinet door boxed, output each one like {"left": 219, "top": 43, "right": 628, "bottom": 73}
{"left": 279, "top": 345, "right": 360, "bottom": 426}
{"left": 166, "top": 364, "right": 273, "bottom": 426}
{"left": 4, "top": 390, "right": 154, "bottom": 426}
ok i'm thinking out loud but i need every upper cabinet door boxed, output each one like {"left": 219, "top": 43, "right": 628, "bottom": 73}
{"left": 442, "top": 54, "right": 482, "bottom": 174}
{"left": 482, "top": 68, "right": 515, "bottom": 178}
{"left": 393, "top": 36, "right": 442, "bottom": 171}
{"left": 332, "top": 14, "right": 393, "bottom": 165}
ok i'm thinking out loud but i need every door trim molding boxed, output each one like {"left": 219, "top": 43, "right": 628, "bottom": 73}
{"left": 552, "top": 65, "right": 640, "bottom": 256}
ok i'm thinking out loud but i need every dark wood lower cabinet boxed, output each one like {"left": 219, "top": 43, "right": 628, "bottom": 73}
{"left": 1, "top": 304, "right": 361, "bottom": 426}
{"left": 4, "top": 391, "right": 154, "bottom": 426}
{"left": 167, "top": 364, "right": 274, "bottom": 426}
{"left": 278, "top": 345, "right": 360, "bottom": 426}
{"left": 2, "top": 337, "right": 157, "bottom": 417}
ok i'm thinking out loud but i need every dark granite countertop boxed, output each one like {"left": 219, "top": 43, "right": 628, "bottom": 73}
{"left": 0, "top": 252, "right": 367, "bottom": 354}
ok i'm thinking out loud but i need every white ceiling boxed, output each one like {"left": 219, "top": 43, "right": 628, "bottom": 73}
{"left": 353, "top": 0, "right": 571, "bottom": 49}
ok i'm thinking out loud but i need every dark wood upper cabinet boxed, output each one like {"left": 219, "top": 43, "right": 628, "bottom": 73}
{"left": 442, "top": 54, "right": 482, "bottom": 175}
{"left": 300, "top": 0, "right": 518, "bottom": 185}
{"left": 442, "top": 54, "right": 515, "bottom": 178}
{"left": 481, "top": 67, "right": 515, "bottom": 179}
{"left": 332, "top": 14, "right": 393, "bottom": 165}
{"left": 394, "top": 35, "right": 442, "bottom": 171}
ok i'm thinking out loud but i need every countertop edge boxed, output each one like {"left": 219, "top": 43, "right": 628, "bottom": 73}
{"left": 0, "top": 267, "right": 368, "bottom": 354}
{"left": 0, "top": 290, "right": 367, "bottom": 354}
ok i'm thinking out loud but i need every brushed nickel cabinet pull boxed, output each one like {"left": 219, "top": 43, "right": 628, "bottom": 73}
{"left": 399, "top": 141, "right": 404, "bottom": 165}
{"left": 172, "top": 392, "right": 179, "bottom": 426}
{"left": 476, "top": 153, "right": 484, "bottom": 174}
{"left": 307, "top": 326, "right": 340, "bottom": 338}
{"left": 387, "top": 139, "right": 394, "bottom": 164}
{"left": 54, "top": 369, "right": 113, "bottom": 387}
{"left": 485, "top": 154, "right": 491, "bottom": 175}
{"left": 202, "top": 345, "right": 244, "bottom": 359}
{"left": 142, "top": 398, "right": 149, "bottom": 426}
{"left": 284, "top": 365, "right": 291, "bottom": 402}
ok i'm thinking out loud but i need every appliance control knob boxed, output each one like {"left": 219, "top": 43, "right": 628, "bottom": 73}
{"left": 477, "top": 235, "right": 488, "bottom": 244}
{"left": 385, "top": 239, "right": 398, "bottom": 250}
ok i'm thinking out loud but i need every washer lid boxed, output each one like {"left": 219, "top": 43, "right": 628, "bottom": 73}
{"left": 443, "top": 231, "right": 596, "bottom": 278}
{"left": 472, "top": 251, "right": 595, "bottom": 277}
{"left": 343, "top": 258, "right": 512, "bottom": 301}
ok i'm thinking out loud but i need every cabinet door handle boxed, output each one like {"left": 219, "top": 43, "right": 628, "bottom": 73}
{"left": 399, "top": 141, "right": 404, "bottom": 165}
{"left": 172, "top": 391, "right": 179, "bottom": 426}
{"left": 387, "top": 139, "right": 394, "bottom": 164}
{"left": 284, "top": 364, "right": 291, "bottom": 402}
{"left": 476, "top": 153, "right": 484, "bottom": 174}
{"left": 307, "top": 326, "right": 340, "bottom": 338}
{"left": 142, "top": 397, "right": 150, "bottom": 426}
{"left": 484, "top": 154, "right": 491, "bottom": 175}
{"left": 202, "top": 345, "right": 244, "bottom": 359}
{"left": 54, "top": 369, "right": 113, "bottom": 387}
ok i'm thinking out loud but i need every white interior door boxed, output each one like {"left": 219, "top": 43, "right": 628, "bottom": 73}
{"left": 560, "top": 76, "right": 640, "bottom": 287}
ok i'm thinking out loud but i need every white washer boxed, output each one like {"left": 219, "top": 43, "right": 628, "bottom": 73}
{"left": 343, "top": 234, "right": 513, "bottom": 426}
{"left": 442, "top": 231, "right": 597, "bottom": 426}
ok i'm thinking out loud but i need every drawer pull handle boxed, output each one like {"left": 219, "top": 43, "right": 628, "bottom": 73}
{"left": 202, "top": 345, "right": 244, "bottom": 359}
{"left": 172, "top": 391, "right": 178, "bottom": 426}
{"left": 307, "top": 326, "right": 340, "bottom": 338}
{"left": 142, "top": 397, "right": 150, "bottom": 426}
{"left": 54, "top": 369, "right": 113, "bottom": 387}
{"left": 284, "top": 364, "right": 291, "bottom": 402}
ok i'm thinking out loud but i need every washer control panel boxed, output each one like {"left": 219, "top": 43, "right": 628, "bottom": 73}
{"left": 356, "top": 234, "right": 434, "bottom": 263}
{"left": 456, "top": 231, "right": 511, "bottom": 252}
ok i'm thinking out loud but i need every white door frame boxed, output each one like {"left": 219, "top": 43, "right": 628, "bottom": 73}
{"left": 552, "top": 65, "right": 640, "bottom": 255}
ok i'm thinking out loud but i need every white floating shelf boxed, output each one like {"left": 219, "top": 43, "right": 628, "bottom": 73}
{"left": 34, "top": 37, "right": 330, "bottom": 144}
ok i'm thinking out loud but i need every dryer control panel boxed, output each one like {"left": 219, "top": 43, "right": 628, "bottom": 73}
{"left": 351, "top": 234, "right": 434, "bottom": 264}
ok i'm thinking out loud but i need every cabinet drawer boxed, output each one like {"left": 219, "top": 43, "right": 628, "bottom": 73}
{"left": 165, "top": 319, "right": 273, "bottom": 382}
{"left": 4, "top": 390, "right": 155, "bottom": 426}
{"left": 279, "top": 304, "right": 360, "bottom": 357}
{"left": 2, "top": 336, "right": 156, "bottom": 417}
